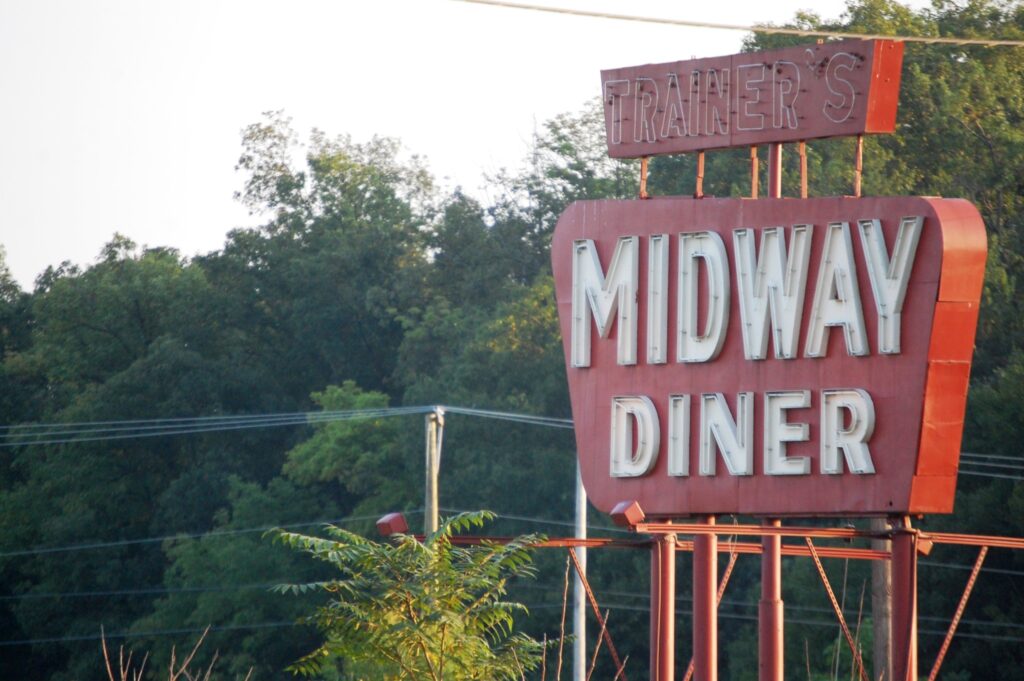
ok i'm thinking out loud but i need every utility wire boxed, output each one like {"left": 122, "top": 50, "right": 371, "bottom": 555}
{"left": 0, "top": 407, "right": 433, "bottom": 448}
{"left": 0, "top": 507, "right": 624, "bottom": 561}
{"left": 0, "top": 404, "right": 571, "bottom": 447}
{"left": 0, "top": 621, "right": 304, "bottom": 647}
{"left": 6, "top": 504, "right": 1022, "bottom": 600}
{"left": 960, "top": 470, "right": 1023, "bottom": 481}
{"left": 0, "top": 583, "right": 280, "bottom": 602}
{"left": 451, "top": 0, "right": 1024, "bottom": 47}
{"left": 0, "top": 511, "right": 419, "bottom": 559}
{"left": 442, "top": 406, "right": 573, "bottom": 429}
{"left": 517, "top": 582, "right": 1024, "bottom": 634}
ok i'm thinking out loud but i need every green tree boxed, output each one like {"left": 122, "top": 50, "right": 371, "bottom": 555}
{"left": 271, "top": 511, "right": 548, "bottom": 680}
{"left": 283, "top": 381, "right": 418, "bottom": 520}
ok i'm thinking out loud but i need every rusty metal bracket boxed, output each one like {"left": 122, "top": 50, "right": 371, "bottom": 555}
{"left": 695, "top": 151, "right": 705, "bottom": 198}
{"left": 749, "top": 146, "right": 759, "bottom": 198}
{"left": 799, "top": 141, "right": 808, "bottom": 198}
{"left": 568, "top": 546, "right": 628, "bottom": 681}
{"left": 853, "top": 134, "right": 864, "bottom": 197}
{"left": 927, "top": 546, "right": 988, "bottom": 681}
{"left": 806, "top": 538, "right": 870, "bottom": 681}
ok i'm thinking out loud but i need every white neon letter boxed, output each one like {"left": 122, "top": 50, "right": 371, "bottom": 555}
{"left": 736, "top": 63, "right": 767, "bottom": 131}
{"left": 572, "top": 237, "right": 638, "bottom": 368}
{"left": 821, "top": 389, "right": 876, "bottom": 474}
{"left": 603, "top": 79, "right": 630, "bottom": 145}
{"left": 688, "top": 70, "right": 701, "bottom": 136}
{"left": 610, "top": 396, "right": 660, "bottom": 478}
{"left": 661, "top": 73, "right": 689, "bottom": 138}
{"left": 805, "top": 222, "right": 868, "bottom": 357}
{"left": 634, "top": 77, "right": 659, "bottom": 143}
{"left": 704, "top": 68, "right": 729, "bottom": 136}
{"left": 857, "top": 216, "right": 924, "bottom": 355}
{"left": 668, "top": 394, "right": 690, "bottom": 477}
{"left": 823, "top": 52, "right": 857, "bottom": 123}
{"left": 699, "top": 392, "right": 754, "bottom": 476}
{"left": 764, "top": 390, "right": 811, "bottom": 476}
{"left": 647, "top": 234, "right": 669, "bottom": 364}
{"left": 733, "top": 224, "right": 813, "bottom": 360}
{"left": 773, "top": 60, "right": 800, "bottom": 129}
{"left": 677, "top": 231, "right": 730, "bottom": 363}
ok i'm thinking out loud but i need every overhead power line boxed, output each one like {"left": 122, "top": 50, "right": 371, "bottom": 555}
{"left": 452, "top": 0, "right": 1024, "bottom": 47}
{"left": 0, "top": 511, "right": 412, "bottom": 559}
{"left": 0, "top": 404, "right": 572, "bottom": 448}
{"left": 0, "top": 508, "right": 634, "bottom": 560}
{"left": 0, "top": 406, "right": 434, "bottom": 448}
{"left": 442, "top": 406, "right": 573, "bottom": 429}
{"left": 0, "top": 621, "right": 304, "bottom": 648}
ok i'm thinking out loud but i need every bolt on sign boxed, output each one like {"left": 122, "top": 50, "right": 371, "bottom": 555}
{"left": 552, "top": 41, "right": 987, "bottom": 518}
{"left": 600, "top": 39, "right": 904, "bottom": 158}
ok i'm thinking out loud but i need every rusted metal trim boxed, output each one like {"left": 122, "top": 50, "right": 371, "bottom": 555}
{"left": 768, "top": 143, "right": 783, "bottom": 199}
{"left": 799, "top": 141, "right": 808, "bottom": 198}
{"left": 568, "top": 546, "right": 628, "bottom": 681}
{"left": 924, "top": 532, "right": 1024, "bottom": 550}
{"left": 695, "top": 151, "right": 705, "bottom": 198}
{"left": 417, "top": 536, "right": 649, "bottom": 548}
{"left": 639, "top": 157, "right": 649, "bottom": 199}
{"left": 674, "top": 538, "right": 889, "bottom": 561}
{"left": 638, "top": 521, "right": 872, "bottom": 540}
{"left": 640, "top": 520, "right": 1024, "bottom": 552}
{"left": 853, "top": 134, "right": 864, "bottom": 197}
{"left": 927, "top": 546, "right": 988, "bottom": 681}
{"left": 805, "top": 538, "right": 870, "bottom": 681}
{"left": 750, "top": 146, "right": 759, "bottom": 198}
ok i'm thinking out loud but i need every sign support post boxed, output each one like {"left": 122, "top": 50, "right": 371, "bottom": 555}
{"left": 650, "top": 527, "right": 676, "bottom": 680}
{"left": 892, "top": 516, "right": 918, "bottom": 681}
{"left": 768, "top": 144, "right": 783, "bottom": 199}
{"left": 693, "top": 516, "right": 718, "bottom": 681}
{"left": 760, "top": 518, "right": 784, "bottom": 681}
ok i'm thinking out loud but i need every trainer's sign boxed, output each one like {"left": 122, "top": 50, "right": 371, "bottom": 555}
{"left": 601, "top": 39, "right": 904, "bottom": 158}
{"left": 551, "top": 197, "right": 986, "bottom": 516}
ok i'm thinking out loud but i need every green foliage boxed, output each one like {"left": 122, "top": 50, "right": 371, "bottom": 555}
{"left": 270, "top": 511, "right": 548, "bottom": 680}
{"left": 283, "top": 381, "right": 416, "bottom": 518}
{"left": 129, "top": 477, "right": 332, "bottom": 680}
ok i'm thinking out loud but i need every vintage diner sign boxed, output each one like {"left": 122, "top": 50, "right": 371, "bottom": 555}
{"left": 551, "top": 197, "right": 986, "bottom": 516}
{"left": 601, "top": 39, "right": 904, "bottom": 158}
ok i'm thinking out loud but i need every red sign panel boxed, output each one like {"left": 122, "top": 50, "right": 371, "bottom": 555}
{"left": 551, "top": 197, "right": 986, "bottom": 517}
{"left": 601, "top": 39, "right": 904, "bottom": 158}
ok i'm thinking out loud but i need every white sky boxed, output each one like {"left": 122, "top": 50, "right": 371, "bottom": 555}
{"left": 0, "top": 0, "right": 926, "bottom": 288}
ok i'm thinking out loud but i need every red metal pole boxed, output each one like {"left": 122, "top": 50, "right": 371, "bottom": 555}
{"left": 891, "top": 516, "right": 918, "bottom": 681}
{"left": 768, "top": 143, "right": 783, "bottom": 198}
{"left": 759, "top": 518, "right": 784, "bottom": 681}
{"left": 693, "top": 515, "right": 718, "bottom": 681}
{"left": 650, "top": 538, "right": 659, "bottom": 677}
{"left": 650, "top": 532, "right": 676, "bottom": 681}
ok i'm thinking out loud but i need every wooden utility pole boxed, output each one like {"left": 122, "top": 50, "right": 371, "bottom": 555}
{"left": 872, "top": 517, "right": 893, "bottom": 681}
{"left": 424, "top": 407, "right": 445, "bottom": 534}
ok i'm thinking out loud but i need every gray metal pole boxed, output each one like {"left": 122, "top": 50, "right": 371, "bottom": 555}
{"left": 573, "top": 462, "right": 587, "bottom": 681}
